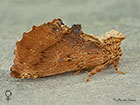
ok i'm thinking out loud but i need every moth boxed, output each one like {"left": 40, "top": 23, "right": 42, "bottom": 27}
{"left": 10, "top": 18, "right": 126, "bottom": 82}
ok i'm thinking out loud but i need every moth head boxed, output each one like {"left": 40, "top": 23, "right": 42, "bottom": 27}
{"left": 97, "top": 30, "right": 126, "bottom": 43}
{"left": 108, "top": 30, "right": 126, "bottom": 40}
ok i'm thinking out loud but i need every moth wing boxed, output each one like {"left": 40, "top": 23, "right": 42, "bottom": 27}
{"left": 15, "top": 19, "right": 66, "bottom": 65}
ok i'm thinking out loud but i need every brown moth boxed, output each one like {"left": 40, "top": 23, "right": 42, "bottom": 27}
{"left": 10, "top": 18, "right": 126, "bottom": 82}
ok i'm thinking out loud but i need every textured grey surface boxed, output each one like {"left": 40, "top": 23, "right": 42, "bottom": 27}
{"left": 0, "top": 0, "right": 140, "bottom": 105}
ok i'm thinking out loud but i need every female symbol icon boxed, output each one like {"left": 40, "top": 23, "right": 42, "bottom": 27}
{"left": 5, "top": 90, "right": 12, "bottom": 102}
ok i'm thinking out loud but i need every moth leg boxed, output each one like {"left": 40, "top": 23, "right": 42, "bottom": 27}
{"left": 86, "top": 65, "right": 105, "bottom": 82}
{"left": 73, "top": 70, "right": 81, "bottom": 76}
{"left": 113, "top": 59, "right": 125, "bottom": 74}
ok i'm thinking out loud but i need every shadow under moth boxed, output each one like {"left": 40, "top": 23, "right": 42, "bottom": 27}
{"left": 10, "top": 18, "right": 126, "bottom": 82}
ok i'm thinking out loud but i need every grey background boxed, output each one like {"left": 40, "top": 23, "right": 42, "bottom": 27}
{"left": 0, "top": 0, "right": 140, "bottom": 105}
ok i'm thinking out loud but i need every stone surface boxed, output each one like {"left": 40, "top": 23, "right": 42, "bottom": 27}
{"left": 0, "top": 0, "right": 140, "bottom": 105}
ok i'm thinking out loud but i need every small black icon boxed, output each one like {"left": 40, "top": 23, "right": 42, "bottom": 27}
{"left": 5, "top": 90, "right": 12, "bottom": 102}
